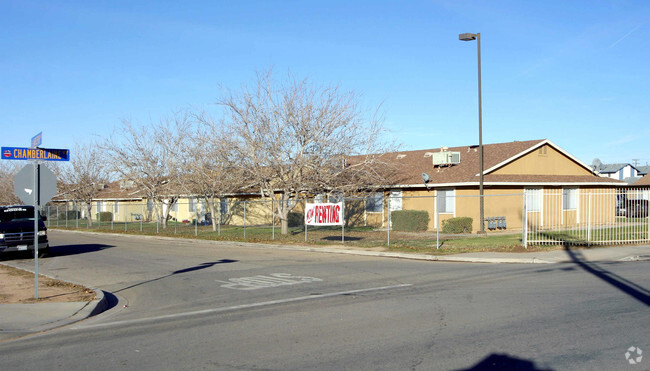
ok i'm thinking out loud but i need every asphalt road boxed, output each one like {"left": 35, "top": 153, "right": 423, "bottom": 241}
{"left": 1, "top": 230, "right": 648, "bottom": 370}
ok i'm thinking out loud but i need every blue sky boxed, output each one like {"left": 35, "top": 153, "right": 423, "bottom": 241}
{"left": 2, "top": 0, "right": 649, "bottom": 167}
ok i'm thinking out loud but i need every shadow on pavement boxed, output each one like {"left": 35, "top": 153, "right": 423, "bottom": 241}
{"left": 457, "top": 353, "right": 553, "bottom": 370}
{"left": 113, "top": 259, "right": 238, "bottom": 293}
{"left": 564, "top": 244, "right": 650, "bottom": 307}
{"left": 48, "top": 244, "right": 115, "bottom": 257}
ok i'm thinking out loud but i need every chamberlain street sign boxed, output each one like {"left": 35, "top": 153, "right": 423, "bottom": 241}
{"left": 1, "top": 146, "right": 70, "bottom": 161}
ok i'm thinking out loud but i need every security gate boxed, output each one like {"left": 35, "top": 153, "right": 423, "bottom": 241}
{"left": 523, "top": 188, "right": 649, "bottom": 247}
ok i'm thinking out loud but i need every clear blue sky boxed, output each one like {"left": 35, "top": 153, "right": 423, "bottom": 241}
{"left": 2, "top": 0, "right": 649, "bottom": 166}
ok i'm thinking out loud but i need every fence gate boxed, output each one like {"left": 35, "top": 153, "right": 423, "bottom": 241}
{"left": 523, "top": 188, "right": 650, "bottom": 247}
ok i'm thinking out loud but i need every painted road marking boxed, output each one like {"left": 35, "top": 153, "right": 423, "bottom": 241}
{"left": 73, "top": 284, "right": 412, "bottom": 330}
{"left": 216, "top": 273, "right": 323, "bottom": 290}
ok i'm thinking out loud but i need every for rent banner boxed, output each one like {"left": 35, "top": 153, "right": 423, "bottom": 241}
{"left": 304, "top": 202, "right": 343, "bottom": 226}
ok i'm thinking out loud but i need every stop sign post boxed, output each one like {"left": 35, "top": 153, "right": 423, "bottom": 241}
{"left": 2, "top": 134, "right": 69, "bottom": 299}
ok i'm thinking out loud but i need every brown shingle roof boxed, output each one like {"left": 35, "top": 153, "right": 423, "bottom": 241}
{"left": 632, "top": 173, "right": 650, "bottom": 187}
{"left": 368, "top": 139, "right": 624, "bottom": 187}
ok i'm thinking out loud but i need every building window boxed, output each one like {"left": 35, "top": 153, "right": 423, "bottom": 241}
{"left": 526, "top": 188, "right": 542, "bottom": 212}
{"left": 113, "top": 202, "right": 119, "bottom": 214}
{"left": 437, "top": 189, "right": 455, "bottom": 213}
{"left": 365, "top": 192, "right": 383, "bottom": 212}
{"left": 96, "top": 201, "right": 103, "bottom": 212}
{"left": 189, "top": 198, "right": 196, "bottom": 213}
{"left": 563, "top": 188, "right": 577, "bottom": 210}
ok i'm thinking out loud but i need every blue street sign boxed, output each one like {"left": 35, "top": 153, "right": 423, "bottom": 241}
{"left": 1, "top": 146, "right": 70, "bottom": 161}
{"left": 31, "top": 132, "right": 42, "bottom": 148}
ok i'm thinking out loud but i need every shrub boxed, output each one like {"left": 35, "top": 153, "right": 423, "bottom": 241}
{"left": 441, "top": 217, "right": 473, "bottom": 234}
{"left": 58, "top": 210, "right": 80, "bottom": 220}
{"left": 96, "top": 212, "right": 113, "bottom": 222}
{"left": 288, "top": 212, "right": 304, "bottom": 227}
{"left": 391, "top": 210, "right": 430, "bottom": 232}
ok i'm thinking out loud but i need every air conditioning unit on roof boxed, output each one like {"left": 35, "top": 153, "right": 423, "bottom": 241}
{"left": 432, "top": 151, "right": 461, "bottom": 166}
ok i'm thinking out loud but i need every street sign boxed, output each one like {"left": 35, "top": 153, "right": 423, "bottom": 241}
{"left": 31, "top": 132, "right": 42, "bottom": 148}
{"left": 14, "top": 164, "right": 58, "bottom": 205}
{"left": 1, "top": 146, "right": 69, "bottom": 161}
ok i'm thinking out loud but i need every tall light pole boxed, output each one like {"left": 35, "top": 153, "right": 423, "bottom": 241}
{"left": 459, "top": 32, "right": 485, "bottom": 234}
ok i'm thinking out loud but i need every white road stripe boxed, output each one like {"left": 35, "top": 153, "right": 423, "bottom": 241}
{"left": 73, "top": 283, "right": 412, "bottom": 330}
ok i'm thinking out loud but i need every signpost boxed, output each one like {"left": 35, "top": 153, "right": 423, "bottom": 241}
{"left": 2, "top": 133, "right": 69, "bottom": 299}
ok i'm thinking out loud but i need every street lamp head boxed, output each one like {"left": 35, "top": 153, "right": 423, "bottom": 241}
{"left": 459, "top": 33, "right": 478, "bottom": 41}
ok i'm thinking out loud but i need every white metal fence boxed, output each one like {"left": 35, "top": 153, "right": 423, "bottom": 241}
{"left": 523, "top": 188, "right": 649, "bottom": 247}
{"left": 43, "top": 188, "right": 650, "bottom": 248}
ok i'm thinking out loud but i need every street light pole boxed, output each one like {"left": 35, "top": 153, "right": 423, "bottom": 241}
{"left": 459, "top": 32, "right": 485, "bottom": 234}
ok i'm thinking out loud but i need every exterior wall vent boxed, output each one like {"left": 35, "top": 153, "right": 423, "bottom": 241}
{"left": 432, "top": 151, "right": 461, "bottom": 166}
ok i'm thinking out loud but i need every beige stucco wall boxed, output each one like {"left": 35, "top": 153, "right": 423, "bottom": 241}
{"left": 492, "top": 144, "right": 592, "bottom": 176}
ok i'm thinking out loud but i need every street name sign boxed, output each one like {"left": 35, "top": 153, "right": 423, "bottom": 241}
{"left": 31, "top": 132, "right": 42, "bottom": 148}
{"left": 1, "top": 146, "right": 70, "bottom": 161}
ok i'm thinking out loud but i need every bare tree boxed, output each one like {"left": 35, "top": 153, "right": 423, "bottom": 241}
{"left": 102, "top": 112, "right": 187, "bottom": 229}
{"left": 180, "top": 114, "right": 246, "bottom": 231}
{"left": 219, "top": 70, "right": 397, "bottom": 234}
{"left": 58, "top": 142, "right": 110, "bottom": 226}
{"left": 0, "top": 161, "right": 21, "bottom": 205}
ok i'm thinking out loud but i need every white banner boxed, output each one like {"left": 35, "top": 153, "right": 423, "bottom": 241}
{"left": 304, "top": 202, "right": 343, "bottom": 226}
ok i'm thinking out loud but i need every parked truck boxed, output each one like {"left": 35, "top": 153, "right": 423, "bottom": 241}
{"left": 0, "top": 205, "right": 48, "bottom": 257}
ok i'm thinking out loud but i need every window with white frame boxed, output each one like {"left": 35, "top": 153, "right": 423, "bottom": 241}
{"left": 563, "top": 188, "right": 577, "bottom": 210}
{"left": 525, "top": 188, "right": 542, "bottom": 212}
{"left": 96, "top": 201, "right": 103, "bottom": 212}
{"left": 437, "top": 189, "right": 455, "bottom": 213}
{"left": 113, "top": 201, "right": 119, "bottom": 214}
{"left": 220, "top": 197, "right": 228, "bottom": 214}
{"left": 188, "top": 197, "right": 196, "bottom": 213}
{"left": 365, "top": 192, "right": 383, "bottom": 212}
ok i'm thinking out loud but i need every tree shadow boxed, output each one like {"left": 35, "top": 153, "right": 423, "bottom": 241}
{"left": 563, "top": 243, "right": 649, "bottom": 306}
{"left": 456, "top": 353, "right": 554, "bottom": 371}
{"left": 113, "top": 259, "right": 238, "bottom": 293}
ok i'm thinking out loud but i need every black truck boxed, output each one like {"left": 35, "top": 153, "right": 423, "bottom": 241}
{"left": 0, "top": 205, "right": 48, "bottom": 257}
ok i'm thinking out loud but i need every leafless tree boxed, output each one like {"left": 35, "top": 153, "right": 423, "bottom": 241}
{"left": 102, "top": 112, "right": 188, "bottom": 229}
{"left": 58, "top": 143, "right": 110, "bottom": 226}
{"left": 0, "top": 161, "right": 22, "bottom": 205}
{"left": 219, "top": 70, "right": 398, "bottom": 234}
{"left": 180, "top": 114, "right": 246, "bottom": 231}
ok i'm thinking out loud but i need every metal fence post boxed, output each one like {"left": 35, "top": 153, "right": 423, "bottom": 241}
{"left": 522, "top": 191, "right": 527, "bottom": 249}
{"left": 587, "top": 192, "right": 592, "bottom": 245}
{"left": 271, "top": 198, "right": 274, "bottom": 240}
{"left": 305, "top": 199, "right": 308, "bottom": 243}
{"left": 387, "top": 197, "right": 391, "bottom": 246}
{"left": 342, "top": 199, "right": 345, "bottom": 244}
{"left": 244, "top": 201, "right": 247, "bottom": 239}
{"left": 140, "top": 203, "right": 143, "bottom": 232}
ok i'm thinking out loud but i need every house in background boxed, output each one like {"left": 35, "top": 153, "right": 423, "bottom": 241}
{"left": 591, "top": 160, "right": 644, "bottom": 185}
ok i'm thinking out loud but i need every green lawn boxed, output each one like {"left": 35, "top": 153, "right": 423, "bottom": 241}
{"left": 47, "top": 219, "right": 572, "bottom": 254}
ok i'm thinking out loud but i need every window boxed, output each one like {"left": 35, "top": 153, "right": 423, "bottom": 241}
{"left": 365, "top": 192, "right": 383, "bottom": 212}
{"left": 188, "top": 198, "right": 196, "bottom": 213}
{"left": 563, "top": 188, "right": 577, "bottom": 210}
{"left": 437, "top": 189, "right": 455, "bottom": 213}
{"left": 96, "top": 201, "right": 103, "bottom": 212}
{"left": 220, "top": 197, "right": 228, "bottom": 214}
{"left": 526, "top": 188, "right": 542, "bottom": 212}
{"left": 113, "top": 202, "right": 119, "bottom": 214}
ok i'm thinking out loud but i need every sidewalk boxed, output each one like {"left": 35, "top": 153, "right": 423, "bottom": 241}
{"left": 1, "top": 239, "right": 648, "bottom": 342}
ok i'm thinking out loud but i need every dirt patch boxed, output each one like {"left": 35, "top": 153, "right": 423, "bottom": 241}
{"left": 0, "top": 264, "right": 96, "bottom": 304}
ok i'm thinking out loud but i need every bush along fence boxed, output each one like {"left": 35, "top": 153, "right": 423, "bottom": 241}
{"left": 43, "top": 188, "right": 650, "bottom": 249}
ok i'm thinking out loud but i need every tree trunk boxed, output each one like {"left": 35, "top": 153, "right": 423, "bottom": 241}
{"left": 208, "top": 197, "right": 217, "bottom": 232}
{"left": 86, "top": 204, "right": 93, "bottom": 227}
